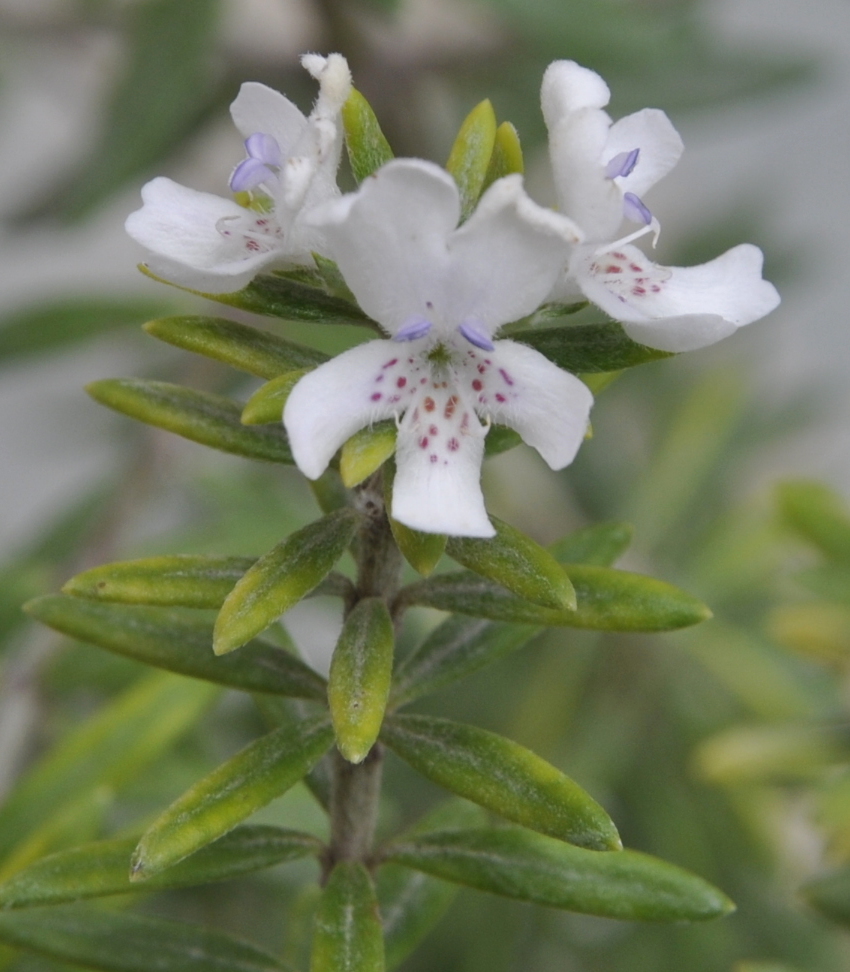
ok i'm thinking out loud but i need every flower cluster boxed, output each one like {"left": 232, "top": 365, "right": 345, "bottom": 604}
{"left": 127, "top": 55, "right": 780, "bottom": 537}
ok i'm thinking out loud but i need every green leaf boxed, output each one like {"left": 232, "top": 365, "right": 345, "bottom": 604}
{"left": 242, "top": 370, "right": 312, "bottom": 425}
{"left": 385, "top": 827, "right": 734, "bottom": 922}
{"left": 87, "top": 379, "right": 293, "bottom": 463}
{"left": 0, "top": 826, "right": 322, "bottom": 908}
{"left": 62, "top": 554, "right": 255, "bottom": 607}
{"left": 311, "top": 862, "right": 384, "bottom": 972}
{"left": 381, "top": 715, "right": 619, "bottom": 850}
{"left": 0, "top": 904, "right": 290, "bottom": 972}
{"left": 390, "top": 615, "right": 538, "bottom": 706}
{"left": 340, "top": 422, "right": 397, "bottom": 488}
{"left": 132, "top": 716, "right": 334, "bottom": 879}
{"left": 480, "top": 121, "right": 523, "bottom": 194}
{"left": 25, "top": 596, "right": 327, "bottom": 701}
{"left": 795, "top": 564, "right": 850, "bottom": 605}
{"left": 0, "top": 297, "right": 173, "bottom": 363}
{"left": 143, "top": 316, "right": 328, "bottom": 378}
{"left": 0, "top": 673, "right": 217, "bottom": 865}
{"left": 768, "top": 602, "right": 850, "bottom": 663}
{"left": 343, "top": 88, "right": 394, "bottom": 183}
{"left": 329, "top": 598, "right": 394, "bottom": 763}
{"left": 777, "top": 480, "right": 850, "bottom": 565}
{"left": 516, "top": 322, "right": 670, "bottom": 374}
{"left": 445, "top": 100, "right": 498, "bottom": 221}
{"left": 801, "top": 866, "right": 850, "bottom": 928}
{"left": 398, "top": 565, "right": 711, "bottom": 631}
{"left": 378, "top": 864, "right": 456, "bottom": 971}
{"left": 483, "top": 424, "right": 522, "bottom": 457}
{"left": 214, "top": 508, "right": 360, "bottom": 654}
{"left": 549, "top": 521, "right": 634, "bottom": 566}
{"left": 446, "top": 517, "right": 576, "bottom": 611}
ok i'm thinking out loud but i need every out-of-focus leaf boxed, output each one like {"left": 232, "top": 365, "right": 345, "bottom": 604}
{"left": 0, "top": 904, "right": 291, "bottom": 972}
{"left": 445, "top": 100, "right": 497, "bottom": 221}
{"left": 143, "top": 316, "right": 328, "bottom": 378}
{"left": 381, "top": 714, "right": 619, "bottom": 850}
{"left": 132, "top": 716, "right": 333, "bottom": 878}
{"left": 0, "top": 298, "right": 173, "bottom": 363}
{"left": 343, "top": 89, "right": 394, "bottom": 183}
{"left": 398, "top": 565, "right": 710, "bottom": 631}
{"left": 377, "top": 864, "right": 456, "bottom": 971}
{"left": 328, "top": 598, "right": 394, "bottom": 764}
{"left": 311, "top": 862, "right": 384, "bottom": 972}
{"left": 777, "top": 480, "right": 850, "bottom": 566}
{"left": 87, "top": 379, "right": 294, "bottom": 463}
{"left": 242, "top": 370, "right": 311, "bottom": 426}
{"left": 516, "top": 322, "right": 670, "bottom": 374}
{"left": 25, "top": 596, "right": 327, "bottom": 701}
{"left": 391, "top": 615, "right": 537, "bottom": 706}
{"left": 480, "top": 121, "right": 523, "bottom": 195}
{"left": 0, "top": 673, "right": 217, "bottom": 864}
{"left": 795, "top": 565, "right": 850, "bottom": 605}
{"left": 0, "top": 826, "right": 321, "bottom": 908}
{"left": 801, "top": 866, "right": 850, "bottom": 928}
{"left": 213, "top": 508, "right": 360, "bottom": 654}
{"left": 446, "top": 517, "right": 576, "bottom": 611}
{"left": 340, "top": 422, "right": 397, "bottom": 488}
{"left": 549, "top": 521, "right": 633, "bottom": 566}
{"left": 769, "top": 603, "right": 850, "bottom": 664}
{"left": 385, "top": 827, "right": 734, "bottom": 921}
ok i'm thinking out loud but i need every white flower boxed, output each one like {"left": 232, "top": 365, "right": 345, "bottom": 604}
{"left": 125, "top": 53, "right": 352, "bottom": 294}
{"left": 542, "top": 60, "right": 780, "bottom": 352}
{"left": 283, "top": 159, "right": 592, "bottom": 538}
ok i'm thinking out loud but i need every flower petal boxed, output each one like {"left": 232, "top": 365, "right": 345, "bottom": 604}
{"left": 229, "top": 82, "right": 308, "bottom": 158}
{"left": 125, "top": 177, "right": 278, "bottom": 293}
{"left": 283, "top": 340, "right": 412, "bottom": 479}
{"left": 541, "top": 60, "right": 610, "bottom": 119}
{"left": 604, "top": 109, "right": 683, "bottom": 199}
{"left": 461, "top": 340, "right": 592, "bottom": 469}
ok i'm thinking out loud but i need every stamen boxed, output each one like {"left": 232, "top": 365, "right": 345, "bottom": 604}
{"left": 605, "top": 148, "right": 640, "bottom": 180}
{"left": 244, "top": 132, "right": 282, "bottom": 166}
{"left": 623, "top": 192, "right": 652, "bottom": 226}
{"left": 394, "top": 317, "right": 432, "bottom": 342}
{"left": 459, "top": 321, "right": 495, "bottom": 351}
{"left": 230, "top": 157, "right": 276, "bottom": 193}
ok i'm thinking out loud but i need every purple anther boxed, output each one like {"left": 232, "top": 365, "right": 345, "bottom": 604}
{"left": 394, "top": 317, "right": 432, "bottom": 342}
{"left": 623, "top": 192, "right": 653, "bottom": 226}
{"left": 459, "top": 321, "right": 495, "bottom": 351}
{"left": 245, "top": 132, "right": 282, "bottom": 166}
{"left": 230, "top": 157, "right": 275, "bottom": 192}
{"left": 605, "top": 148, "right": 640, "bottom": 180}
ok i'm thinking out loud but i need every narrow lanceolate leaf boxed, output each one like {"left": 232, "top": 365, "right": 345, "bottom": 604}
{"left": 132, "top": 717, "right": 334, "bottom": 879}
{"left": 343, "top": 88, "right": 394, "bottom": 183}
{"left": 214, "top": 508, "right": 361, "bottom": 654}
{"left": 777, "top": 480, "right": 850, "bottom": 565}
{"left": 0, "top": 674, "right": 216, "bottom": 865}
{"left": 398, "top": 566, "right": 710, "bottom": 632}
{"left": 311, "top": 862, "right": 384, "bottom": 972}
{"left": 24, "top": 597, "right": 327, "bottom": 701}
{"left": 480, "top": 121, "right": 523, "bottom": 195}
{"left": 329, "top": 599, "right": 394, "bottom": 764}
{"left": 378, "top": 864, "right": 457, "bottom": 971}
{"left": 445, "top": 99, "right": 497, "bottom": 221}
{"left": 391, "top": 615, "right": 538, "bottom": 706}
{"left": 516, "top": 322, "right": 671, "bottom": 374}
{"left": 340, "top": 422, "right": 397, "bottom": 488}
{"left": 242, "top": 370, "right": 311, "bottom": 425}
{"left": 446, "top": 517, "right": 576, "bottom": 611}
{"left": 0, "top": 826, "right": 322, "bottom": 908}
{"left": 801, "top": 867, "right": 850, "bottom": 928}
{"left": 87, "top": 379, "right": 293, "bottom": 463}
{"left": 385, "top": 828, "right": 734, "bottom": 922}
{"left": 0, "top": 905, "right": 291, "bottom": 972}
{"left": 549, "top": 521, "right": 634, "bottom": 567}
{"left": 380, "top": 714, "right": 620, "bottom": 851}
{"left": 143, "top": 316, "right": 327, "bottom": 378}
{"left": 62, "top": 555, "right": 255, "bottom": 607}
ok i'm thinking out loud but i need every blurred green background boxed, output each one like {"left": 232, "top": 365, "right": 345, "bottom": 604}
{"left": 1, "top": 0, "right": 850, "bottom": 969}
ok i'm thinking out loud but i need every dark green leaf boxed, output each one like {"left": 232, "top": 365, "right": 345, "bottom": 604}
{"left": 777, "top": 480, "right": 850, "bottom": 565}
{"left": 483, "top": 425, "right": 522, "bottom": 457}
{"left": 343, "top": 89, "right": 394, "bottom": 183}
{"left": 378, "top": 864, "right": 456, "bottom": 971}
{"left": 143, "top": 316, "right": 328, "bottom": 378}
{"left": 311, "top": 862, "right": 384, "bottom": 972}
{"left": 445, "top": 100, "right": 497, "bottom": 221}
{"left": 25, "top": 596, "right": 327, "bottom": 701}
{"left": 214, "top": 509, "right": 360, "bottom": 654}
{"left": 385, "top": 827, "right": 734, "bottom": 922}
{"left": 132, "top": 716, "right": 333, "bottom": 878}
{"left": 87, "top": 379, "right": 293, "bottom": 463}
{"left": 381, "top": 715, "right": 619, "bottom": 850}
{"left": 801, "top": 866, "right": 850, "bottom": 928}
{"left": 0, "top": 826, "right": 322, "bottom": 908}
{"left": 549, "top": 521, "right": 634, "bottom": 566}
{"left": 0, "top": 904, "right": 290, "bottom": 972}
{"left": 516, "top": 322, "right": 671, "bottom": 374}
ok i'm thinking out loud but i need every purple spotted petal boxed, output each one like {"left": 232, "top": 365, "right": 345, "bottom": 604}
{"left": 623, "top": 191, "right": 653, "bottom": 226}
{"left": 459, "top": 321, "right": 495, "bottom": 352}
{"left": 245, "top": 132, "right": 282, "bottom": 166}
{"left": 605, "top": 148, "right": 640, "bottom": 180}
{"left": 230, "top": 157, "right": 276, "bottom": 192}
{"left": 394, "top": 317, "right": 433, "bottom": 342}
